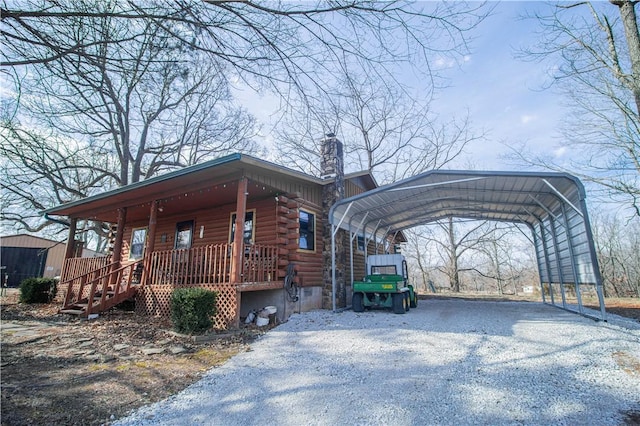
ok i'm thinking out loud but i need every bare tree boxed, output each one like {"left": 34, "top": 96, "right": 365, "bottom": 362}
{"left": 1, "top": 1, "right": 258, "bottom": 236}
{"left": 591, "top": 212, "right": 640, "bottom": 297}
{"left": 510, "top": 1, "right": 640, "bottom": 217}
{"left": 2, "top": 1, "right": 490, "bottom": 101}
{"left": 474, "top": 223, "right": 538, "bottom": 295}
{"left": 409, "top": 218, "right": 497, "bottom": 292}
{"left": 1, "top": 1, "right": 491, "bottom": 238}
{"left": 403, "top": 228, "right": 439, "bottom": 293}
{"left": 274, "top": 77, "right": 483, "bottom": 182}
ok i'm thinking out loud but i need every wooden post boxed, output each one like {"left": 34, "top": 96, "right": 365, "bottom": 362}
{"left": 60, "top": 217, "right": 78, "bottom": 302}
{"left": 141, "top": 201, "right": 158, "bottom": 286}
{"left": 231, "top": 178, "right": 248, "bottom": 328}
{"left": 111, "top": 208, "right": 127, "bottom": 268}
{"left": 230, "top": 178, "right": 248, "bottom": 284}
{"left": 64, "top": 217, "right": 78, "bottom": 262}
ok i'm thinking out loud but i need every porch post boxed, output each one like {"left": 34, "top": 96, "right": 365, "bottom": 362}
{"left": 111, "top": 208, "right": 127, "bottom": 266}
{"left": 231, "top": 178, "right": 248, "bottom": 328}
{"left": 61, "top": 217, "right": 78, "bottom": 282}
{"left": 231, "top": 177, "right": 248, "bottom": 284}
{"left": 141, "top": 201, "right": 158, "bottom": 286}
{"left": 64, "top": 217, "right": 78, "bottom": 261}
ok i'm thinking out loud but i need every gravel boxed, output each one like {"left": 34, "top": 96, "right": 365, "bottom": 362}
{"left": 115, "top": 299, "right": 640, "bottom": 426}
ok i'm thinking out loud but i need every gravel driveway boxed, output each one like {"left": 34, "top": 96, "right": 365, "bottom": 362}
{"left": 115, "top": 299, "right": 640, "bottom": 425}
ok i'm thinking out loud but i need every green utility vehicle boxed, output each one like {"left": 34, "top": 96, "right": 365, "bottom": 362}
{"left": 352, "top": 254, "right": 418, "bottom": 314}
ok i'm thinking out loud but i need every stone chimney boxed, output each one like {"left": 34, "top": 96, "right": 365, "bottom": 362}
{"left": 321, "top": 133, "right": 346, "bottom": 309}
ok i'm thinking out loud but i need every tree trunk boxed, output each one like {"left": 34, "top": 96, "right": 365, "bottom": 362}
{"left": 612, "top": 0, "right": 640, "bottom": 116}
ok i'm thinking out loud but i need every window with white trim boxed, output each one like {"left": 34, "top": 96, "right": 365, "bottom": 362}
{"left": 129, "top": 227, "right": 147, "bottom": 260}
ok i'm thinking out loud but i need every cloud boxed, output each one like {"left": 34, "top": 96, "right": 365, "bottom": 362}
{"left": 553, "top": 146, "right": 567, "bottom": 157}
{"left": 520, "top": 114, "right": 537, "bottom": 124}
{"left": 434, "top": 57, "right": 455, "bottom": 69}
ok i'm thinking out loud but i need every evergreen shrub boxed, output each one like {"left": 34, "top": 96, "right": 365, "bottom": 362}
{"left": 170, "top": 287, "right": 217, "bottom": 334}
{"left": 19, "top": 277, "right": 58, "bottom": 303}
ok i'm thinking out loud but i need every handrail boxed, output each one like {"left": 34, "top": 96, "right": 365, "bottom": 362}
{"left": 84, "top": 260, "right": 143, "bottom": 316}
{"left": 61, "top": 260, "right": 118, "bottom": 308}
{"left": 61, "top": 259, "right": 142, "bottom": 315}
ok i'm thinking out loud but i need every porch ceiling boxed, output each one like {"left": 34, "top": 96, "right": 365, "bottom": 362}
{"left": 43, "top": 154, "right": 321, "bottom": 224}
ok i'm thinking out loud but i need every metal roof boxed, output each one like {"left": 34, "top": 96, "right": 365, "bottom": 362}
{"left": 330, "top": 170, "right": 585, "bottom": 235}
{"left": 42, "top": 153, "right": 325, "bottom": 218}
{"left": 329, "top": 169, "right": 606, "bottom": 320}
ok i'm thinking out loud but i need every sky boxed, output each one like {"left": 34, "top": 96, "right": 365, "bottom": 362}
{"left": 435, "top": 1, "right": 565, "bottom": 170}
{"left": 234, "top": 1, "right": 569, "bottom": 172}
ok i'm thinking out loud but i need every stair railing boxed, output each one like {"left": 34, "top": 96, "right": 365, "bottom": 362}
{"left": 61, "top": 260, "right": 143, "bottom": 316}
{"left": 62, "top": 261, "right": 118, "bottom": 308}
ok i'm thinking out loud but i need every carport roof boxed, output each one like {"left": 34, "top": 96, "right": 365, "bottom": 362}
{"left": 329, "top": 170, "right": 588, "bottom": 236}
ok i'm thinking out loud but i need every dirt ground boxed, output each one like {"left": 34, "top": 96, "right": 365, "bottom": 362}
{"left": 1, "top": 290, "right": 267, "bottom": 426}
{"left": 1, "top": 290, "right": 638, "bottom": 426}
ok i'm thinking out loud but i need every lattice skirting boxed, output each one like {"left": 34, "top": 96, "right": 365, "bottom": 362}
{"left": 135, "top": 284, "right": 238, "bottom": 330}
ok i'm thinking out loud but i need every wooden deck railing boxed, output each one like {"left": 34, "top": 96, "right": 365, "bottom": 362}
{"left": 149, "top": 243, "right": 231, "bottom": 285}
{"left": 61, "top": 256, "right": 111, "bottom": 283}
{"left": 241, "top": 244, "right": 278, "bottom": 283}
{"left": 148, "top": 243, "right": 279, "bottom": 286}
{"left": 60, "top": 243, "right": 281, "bottom": 292}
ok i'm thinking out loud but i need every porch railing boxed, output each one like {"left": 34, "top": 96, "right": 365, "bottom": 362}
{"left": 242, "top": 244, "right": 278, "bottom": 283}
{"left": 60, "top": 243, "right": 281, "bottom": 290}
{"left": 149, "top": 243, "right": 231, "bottom": 285}
{"left": 61, "top": 256, "right": 111, "bottom": 283}
{"left": 148, "top": 243, "right": 279, "bottom": 286}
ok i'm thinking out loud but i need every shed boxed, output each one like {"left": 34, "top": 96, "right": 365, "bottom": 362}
{"left": 1, "top": 234, "right": 101, "bottom": 287}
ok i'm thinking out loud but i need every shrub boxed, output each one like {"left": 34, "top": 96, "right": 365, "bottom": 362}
{"left": 19, "top": 277, "right": 58, "bottom": 304}
{"left": 170, "top": 288, "right": 217, "bottom": 334}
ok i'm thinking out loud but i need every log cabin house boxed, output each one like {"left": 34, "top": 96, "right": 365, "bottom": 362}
{"left": 44, "top": 137, "right": 393, "bottom": 328}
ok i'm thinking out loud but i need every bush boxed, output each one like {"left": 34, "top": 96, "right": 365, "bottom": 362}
{"left": 170, "top": 288, "right": 217, "bottom": 334}
{"left": 19, "top": 277, "right": 58, "bottom": 304}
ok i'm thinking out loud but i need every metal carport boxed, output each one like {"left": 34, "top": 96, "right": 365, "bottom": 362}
{"left": 329, "top": 170, "right": 607, "bottom": 321}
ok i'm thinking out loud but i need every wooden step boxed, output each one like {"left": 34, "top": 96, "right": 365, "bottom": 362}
{"left": 60, "top": 309, "right": 85, "bottom": 315}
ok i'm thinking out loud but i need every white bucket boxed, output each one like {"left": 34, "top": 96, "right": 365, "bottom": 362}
{"left": 256, "top": 316, "right": 269, "bottom": 326}
{"left": 263, "top": 306, "right": 277, "bottom": 315}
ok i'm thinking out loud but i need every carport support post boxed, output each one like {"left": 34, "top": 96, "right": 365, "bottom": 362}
{"left": 537, "top": 219, "right": 555, "bottom": 306}
{"left": 332, "top": 224, "right": 336, "bottom": 312}
{"left": 561, "top": 204, "right": 584, "bottom": 314}
{"left": 580, "top": 199, "right": 607, "bottom": 321}
{"left": 548, "top": 216, "right": 568, "bottom": 308}
{"left": 531, "top": 227, "right": 547, "bottom": 304}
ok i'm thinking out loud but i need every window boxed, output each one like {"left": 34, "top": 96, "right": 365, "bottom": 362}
{"left": 129, "top": 227, "right": 147, "bottom": 260}
{"left": 230, "top": 210, "right": 255, "bottom": 245}
{"left": 371, "top": 265, "right": 397, "bottom": 275}
{"left": 175, "top": 220, "right": 194, "bottom": 250}
{"left": 299, "top": 210, "right": 315, "bottom": 251}
{"left": 356, "top": 236, "right": 365, "bottom": 252}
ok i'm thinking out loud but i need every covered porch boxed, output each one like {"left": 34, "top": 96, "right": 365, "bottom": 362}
{"left": 47, "top": 154, "right": 315, "bottom": 328}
